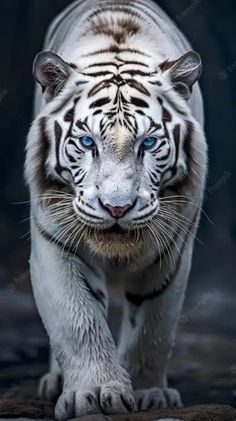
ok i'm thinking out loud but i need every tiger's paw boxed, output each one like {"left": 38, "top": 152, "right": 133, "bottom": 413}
{"left": 38, "top": 372, "right": 61, "bottom": 402}
{"left": 135, "top": 387, "right": 182, "bottom": 410}
{"left": 55, "top": 381, "right": 135, "bottom": 420}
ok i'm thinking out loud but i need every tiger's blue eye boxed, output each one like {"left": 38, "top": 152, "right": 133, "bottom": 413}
{"left": 142, "top": 137, "right": 157, "bottom": 149}
{"left": 79, "top": 136, "right": 95, "bottom": 148}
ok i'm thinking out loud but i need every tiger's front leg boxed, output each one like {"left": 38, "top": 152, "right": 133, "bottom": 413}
{"left": 31, "top": 225, "right": 135, "bottom": 420}
{"left": 118, "top": 243, "right": 193, "bottom": 411}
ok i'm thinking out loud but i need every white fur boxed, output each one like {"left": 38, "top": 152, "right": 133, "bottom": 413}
{"left": 26, "top": 1, "right": 207, "bottom": 419}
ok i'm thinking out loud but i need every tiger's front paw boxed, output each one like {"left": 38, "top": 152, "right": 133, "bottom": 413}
{"left": 55, "top": 381, "right": 135, "bottom": 420}
{"left": 135, "top": 387, "right": 182, "bottom": 410}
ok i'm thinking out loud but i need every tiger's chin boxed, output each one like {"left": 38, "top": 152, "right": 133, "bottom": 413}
{"left": 86, "top": 226, "right": 143, "bottom": 260}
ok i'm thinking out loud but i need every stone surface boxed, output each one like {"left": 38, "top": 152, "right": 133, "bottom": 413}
{"left": 0, "top": 398, "right": 53, "bottom": 419}
{"left": 74, "top": 405, "right": 236, "bottom": 420}
{"left": 0, "top": 399, "right": 236, "bottom": 421}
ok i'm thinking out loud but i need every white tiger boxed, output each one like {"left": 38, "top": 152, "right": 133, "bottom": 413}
{"left": 25, "top": 0, "right": 207, "bottom": 419}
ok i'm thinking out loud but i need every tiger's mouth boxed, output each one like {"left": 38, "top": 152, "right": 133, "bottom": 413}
{"left": 103, "top": 223, "right": 129, "bottom": 236}
{"left": 86, "top": 223, "right": 142, "bottom": 259}
{"left": 97, "top": 223, "right": 134, "bottom": 241}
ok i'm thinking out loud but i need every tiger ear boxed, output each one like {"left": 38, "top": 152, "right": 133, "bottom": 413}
{"left": 168, "top": 51, "right": 202, "bottom": 100}
{"left": 33, "top": 51, "right": 73, "bottom": 101}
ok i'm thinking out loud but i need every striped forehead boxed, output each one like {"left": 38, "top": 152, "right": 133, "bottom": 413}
{"left": 73, "top": 81, "right": 164, "bottom": 132}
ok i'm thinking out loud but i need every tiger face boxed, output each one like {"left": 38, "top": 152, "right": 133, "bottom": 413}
{"left": 27, "top": 50, "right": 202, "bottom": 259}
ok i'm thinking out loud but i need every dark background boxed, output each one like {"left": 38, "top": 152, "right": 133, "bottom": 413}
{"left": 0, "top": 0, "right": 236, "bottom": 407}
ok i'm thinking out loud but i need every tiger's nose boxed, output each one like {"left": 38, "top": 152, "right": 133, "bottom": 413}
{"left": 100, "top": 201, "right": 134, "bottom": 218}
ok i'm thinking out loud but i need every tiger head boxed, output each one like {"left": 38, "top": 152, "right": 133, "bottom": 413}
{"left": 26, "top": 50, "right": 205, "bottom": 259}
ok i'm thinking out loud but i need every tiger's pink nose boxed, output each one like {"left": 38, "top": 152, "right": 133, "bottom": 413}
{"left": 102, "top": 203, "right": 133, "bottom": 218}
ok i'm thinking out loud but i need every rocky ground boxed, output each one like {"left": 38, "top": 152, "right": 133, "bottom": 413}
{"left": 0, "top": 398, "right": 236, "bottom": 421}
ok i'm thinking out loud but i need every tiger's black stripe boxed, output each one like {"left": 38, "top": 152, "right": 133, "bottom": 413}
{"left": 82, "top": 278, "right": 106, "bottom": 310}
{"left": 38, "top": 117, "right": 49, "bottom": 180}
{"left": 83, "top": 47, "right": 150, "bottom": 57}
{"left": 87, "top": 2, "right": 163, "bottom": 33}
{"left": 130, "top": 97, "right": 149, "bottom": 108}
{"left": 89, "top": 97, "right": 111, "bottom": 108}
{"left": 126, "top": 208, "right": 199, "bottom": 307}
{"left": 126, "top": 278, "right": 170, "bottom": 306}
